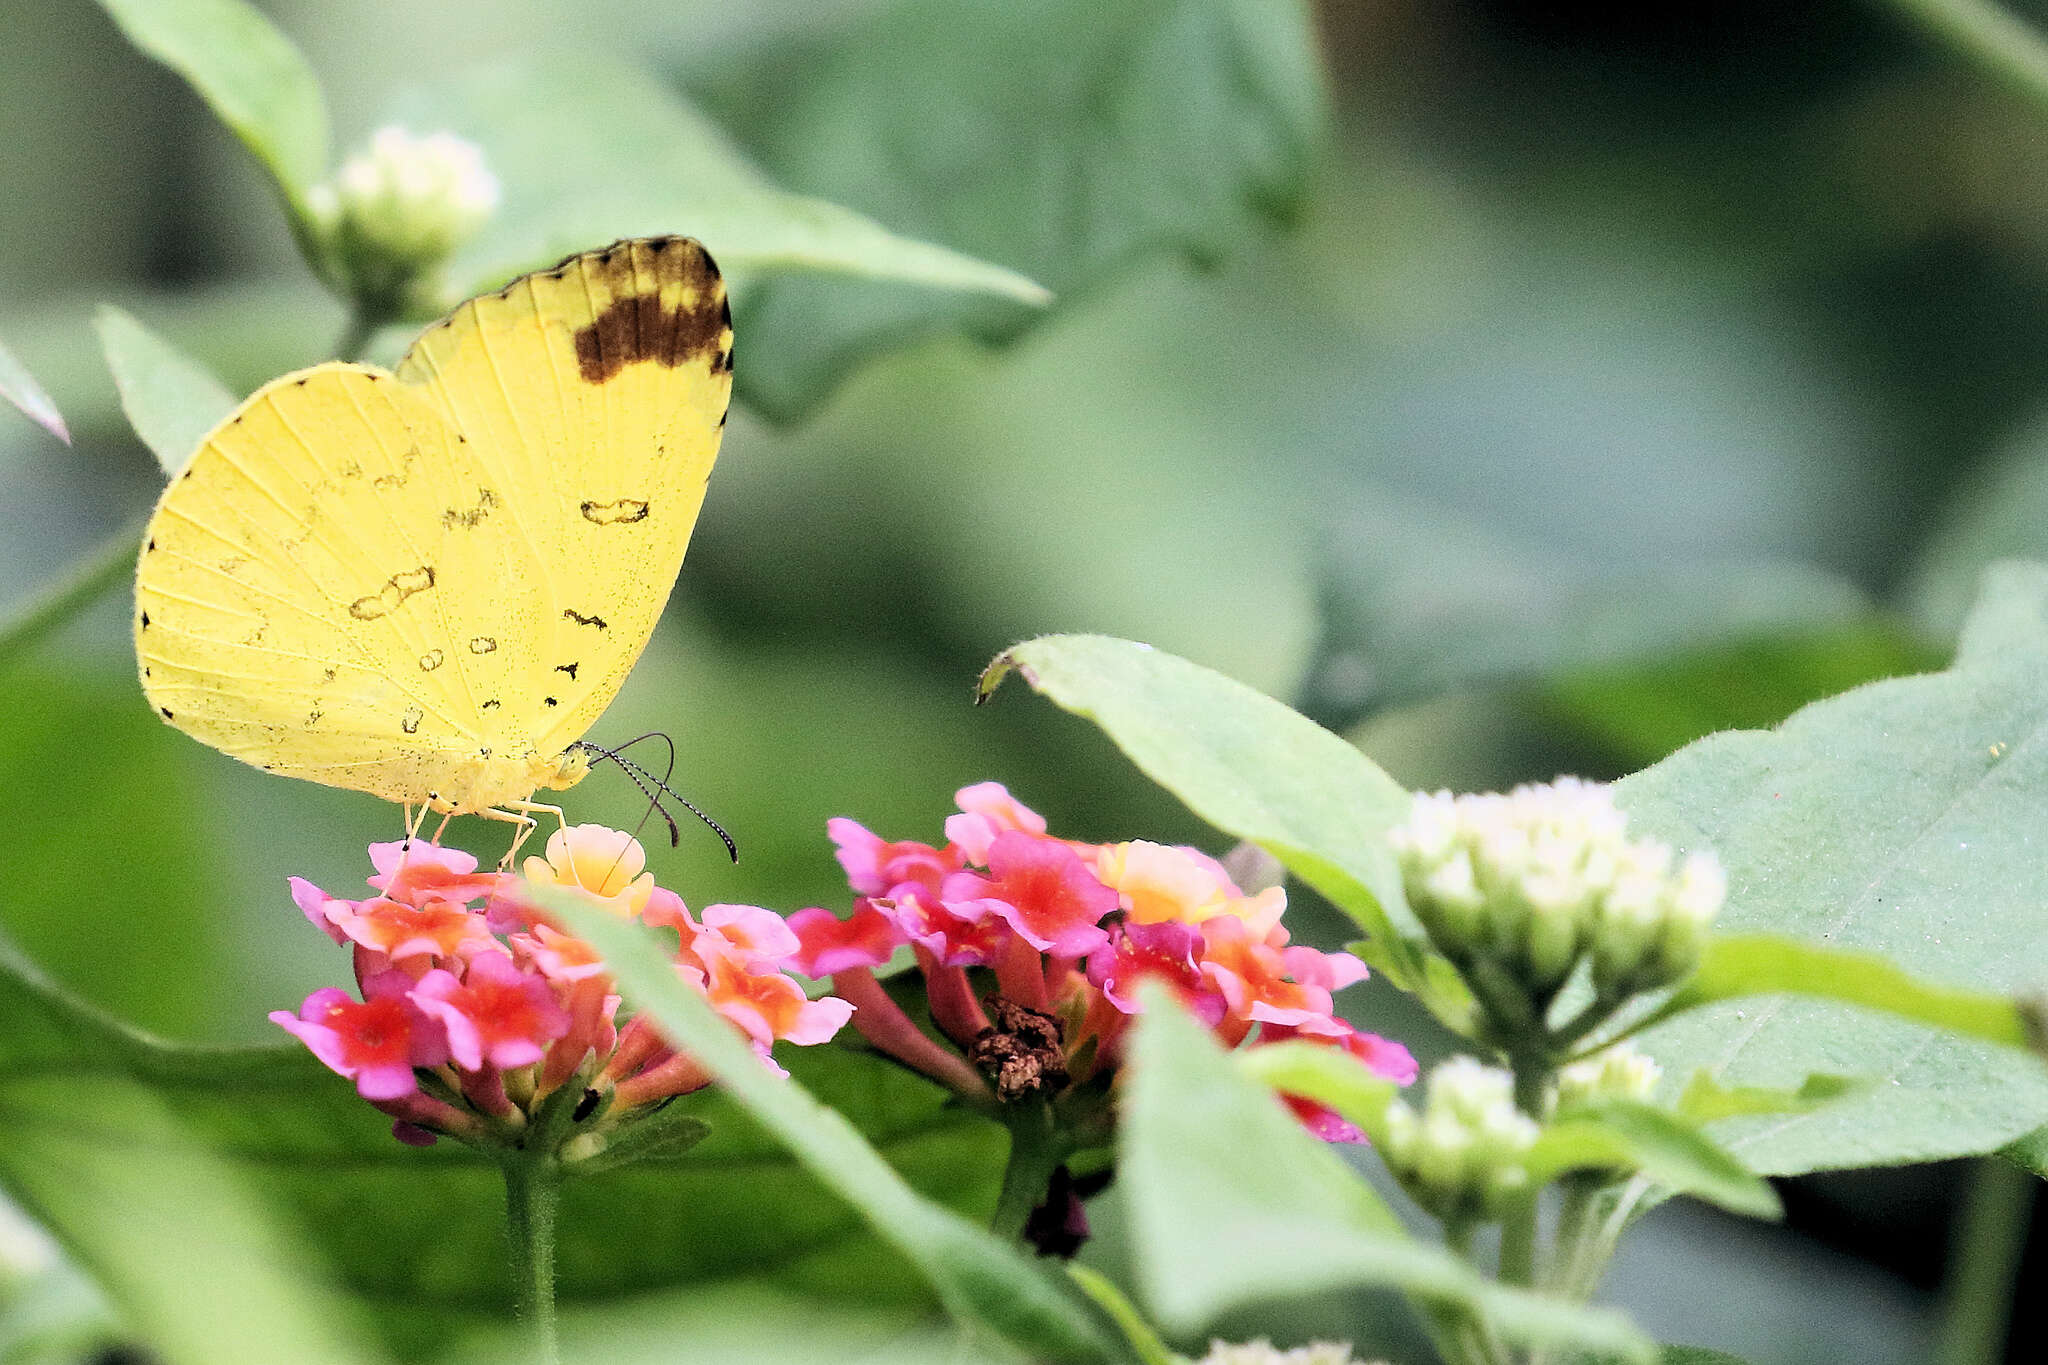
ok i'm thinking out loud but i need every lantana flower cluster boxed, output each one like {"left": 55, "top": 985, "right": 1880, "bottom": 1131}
{"left": 272, "top": 825, "right": 852, "bottom": 1148}
{"left": 789, "top": 782, "right": 1416, "bottom": 1140}
{"left": 1389, "top": 777, "right": 1725, "bottom": 1030}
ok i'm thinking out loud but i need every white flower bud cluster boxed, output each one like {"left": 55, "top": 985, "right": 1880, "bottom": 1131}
{"left": 1199, "top": 1340, "right": 1381, "bottom": 1365}
{"left": 1555, "top": 1043, "right": 1663, "bottom": 1112}
{"left": 1380, "top": 1057, "right": 1541, "bottom": 1221}
{"left": 1389, "top": 777, "right": 1724, "bottom": 1008}
{"left": 307, "top": 127, "right": 500, "bottom": 318}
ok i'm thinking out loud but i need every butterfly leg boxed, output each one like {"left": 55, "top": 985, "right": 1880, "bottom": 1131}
{"left": 485, "top": 800, "right": 569, "bottom": 869}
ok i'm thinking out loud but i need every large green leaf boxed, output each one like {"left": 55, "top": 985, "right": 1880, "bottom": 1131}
{"left": 547, "top": 896, "right": 1128, "bottom": 1365}
{"left": 687, "top": 0, "right": 1325, "bottom": 415}
{"left": 0, "top": 334, "right": 69, "bottom": 445}
{"left": 1120, "top": 993, "right": 1655, "bottom": 1361}
{"left": 0, "top": 935, "right": 377, "bottom": 1365}
{"left": 1616, "top": 561, "right": 2048, "bottom": 1175}
{"left": 0, "top": 922, "right": 1007, "bottom": 1362}
{"left": 383, "top": 53, "right": 1044, "bottom": 339}
{"left": 980, "top": 634, "right": 1444, "bottom": 999}
{"left": 92, "top": 0, "right": 328, "bottom": 211}
{"left": 95, "top": 306, "right": 239, "bottom": 476}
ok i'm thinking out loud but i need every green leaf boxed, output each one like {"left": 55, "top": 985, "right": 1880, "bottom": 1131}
{"left": 1303, "top": 514, "right": 1872, "bottom": 730}
{"left": 980, "top": 634, "right": 1448, "bottom": 1003}
{"left": 1065, "top": 1266, "right": 1179, "bottom": 1365}
{"left": 1644, "top": 932, "right": 2036, "bottom": 1050}
{"left": 1672, "top": 1071, "right": 1862, "bottom": 1124}
{"left": 0, "top": 935, "right": 379, "bottom": 1365}
{"left": 94, "top": 306, "right": 239, "bottom": 476}
{"left": 1123, "top": 993, "right": 1655, "bottom": 1361}
{"left": 0, "top": 922, "right": 1006, "bottom": 1361}
{"left": 1529, "top": 1103, "right": 1781, "bottom": 1220}
{"left": 1616, "top": 561, "right": 2048, "bottom": 1175}
{"left": 92, "top": 0, "right": 328, "bottom": 210}
{"left": 384, "top": 53, "right": 1045, "bottom": 332}
{"left": 0, "top": 334, "right": 69, "bottom": 444}
{"left": 689, "top": 0, "right": 1325, "bottom": 415}
{"left": 1235, "top": 1038, "right": 1401, "bottom": 1148}
{"left": 544, "top": 894, "right": 1127, "bottom": 1365}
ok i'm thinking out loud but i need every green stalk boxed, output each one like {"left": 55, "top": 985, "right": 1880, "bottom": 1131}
{"left": 502, "top": 1153, "right": 562, "bottom": 1365}
{"left": 1933, "top": 1156, "right": 2035, "bottom": 1365}
{"left": 990, "top": 1103, "right": 1066, "bottom": 1242}
{"left": 1497, "top": 1189, "right": 1539, "bottom": 1288}
{"left": 0, "top": 525, "right": 141, "bottom": 673}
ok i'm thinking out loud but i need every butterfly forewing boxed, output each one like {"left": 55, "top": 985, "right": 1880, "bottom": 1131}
{"left": 391, "top": 237, "right": 732, "bottom": 760}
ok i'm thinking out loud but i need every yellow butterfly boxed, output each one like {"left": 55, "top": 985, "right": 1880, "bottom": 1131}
{"left": 135, "top": 237, "right": 732, "bottom": 843}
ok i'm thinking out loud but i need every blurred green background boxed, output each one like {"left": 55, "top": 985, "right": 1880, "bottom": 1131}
{"left": 6, "top": 0, "right": 2048, "bottom": 1360}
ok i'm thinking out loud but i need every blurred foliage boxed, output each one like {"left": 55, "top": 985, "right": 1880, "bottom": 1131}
{"left": 9, "top": 0, "right": 2048, "bottom": 1360}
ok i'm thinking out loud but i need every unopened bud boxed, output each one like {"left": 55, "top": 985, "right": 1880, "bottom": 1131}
{"left": 308, "top": 126, "right": 500, "bottom": 320}
{"left": 1380, "top": 1057, "right": 1539, "bottom": 1220}
{"left": 1390, "top": 778, "right": 1723, "bottom": 1022}
{"left": 1556, "top": 1043, "right": 1662, "bottom": 1111}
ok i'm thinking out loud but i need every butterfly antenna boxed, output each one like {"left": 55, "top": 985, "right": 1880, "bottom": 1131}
{"left": 570, "top": 740, "right": 738, "bottom": 863}
{"left": 613, "top": 752, "right": 738, "bottom": 864}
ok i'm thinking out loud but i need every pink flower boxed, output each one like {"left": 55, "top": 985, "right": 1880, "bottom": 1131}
{"left": 269, "top": 970, "right": 447, "bottom": 1100}
{"left": 368, "top": 840, "right": 507, "bottom": 909}
{"left": 324, "top": 896, "right": 497, "bottom": 963}
{"left": 698, "top": 904, "right": 801, "bottom": 968}
{"left": 827, "top": 818, "right": 960, "bottom": 899}
{"left": 410, "top": 953, "right": 571, "bottom": 1072}
{"left": 878, "top": 892, "right": 1011, "bottom": 967}
{"left": 1086, "top": 918, "right": 1225, "bottom": 1025}
{"left": 289, "top": 877, "right": 349, "bottom": 945}
{"left": 694, "top": 934, "right": 855, "bottom": 1049}
{"left": 940, "top": 831, "right": 1116, "bottom": 958}
{"left": 510, "top": 924, "right": 609, "bottom": 984}
{"left": 943, "top": 781, "right": 1048, "bottom": 864}
{"left": 1198, "top": 915, "right": 1340, "bottom": 1028}
{"left": 787, "top": 901, "right": 906, "bottom": 976}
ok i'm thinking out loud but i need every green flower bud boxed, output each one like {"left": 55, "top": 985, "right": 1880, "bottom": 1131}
{"left": 1379, "top": 1057, "right": 1539, "bottom": 1221}
{"left": 1556, "top": 1043, "right": 1662, "bottom": 1110}
{"left": 1391, "top": 777, "right": 1724, "bottom": 1021}
{"left": 308, "top": 126, "right": 501, "bottom": 322}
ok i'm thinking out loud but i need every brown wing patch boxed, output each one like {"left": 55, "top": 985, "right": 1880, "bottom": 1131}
{"left": 572, "top": 239, "right": 730, "bottom": 384}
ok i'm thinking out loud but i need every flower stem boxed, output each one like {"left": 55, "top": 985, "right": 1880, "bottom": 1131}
{"left": 990, "top": 1103, "right": 1064, "bottom": 1243}
{"left": 502, "top": 1153, "right": 562, "bottom": 1365}
{"left": 1934, "top": 1156, "right": 2035, "bottom": 1365}
{"left": 1497, "top": 1188, "right": 1539, "bottom": 1287}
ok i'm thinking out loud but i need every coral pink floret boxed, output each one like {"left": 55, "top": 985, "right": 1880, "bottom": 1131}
{"left": 944, "top": 781, "right": 1048, "bottom": 864}
{"left": 787, "top": 901, "right": 906, "bottom": 976}
{"left": 410, "top": 953, "right": 570, "bottom": 1071}
{"left": 941, "top": 831, "right": 1115, "bottom": 958}
{"left": 269, "top": 970, "right": 446, "bottom": 1100}
{"left": 826, "top": 818, "right": 960, "bottom": 900}
{"left": 699, "top": 904, "right": 801, "bottom": 967}
{"left": 368, "top": 840, "right": 507, "bottom": 909}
